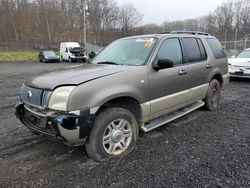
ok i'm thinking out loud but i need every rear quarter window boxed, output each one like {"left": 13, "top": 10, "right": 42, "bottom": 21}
{"left": 206, "top": 38, "right": 226, "bottom": 59}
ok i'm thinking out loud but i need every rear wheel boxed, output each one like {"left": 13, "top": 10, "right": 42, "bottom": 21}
{"left": 204, "top": 79, "right": 221, "bottom": 111}
{"left": 85, "top": 107, "right": 139, "bottom": 162}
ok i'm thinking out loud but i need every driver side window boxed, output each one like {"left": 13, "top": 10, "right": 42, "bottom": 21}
{"left": 157, "top": 38, "right": 183, "bottom": 66}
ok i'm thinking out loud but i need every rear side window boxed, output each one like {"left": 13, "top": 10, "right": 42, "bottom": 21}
{"left": 182, "top": 38, "right": 202, "bottom": 63}
{"left": 206, "top": 38, "right": 226, "bottom": 59}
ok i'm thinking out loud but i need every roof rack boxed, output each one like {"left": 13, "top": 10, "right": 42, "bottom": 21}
{"left": 159, "top": 31, "right": 171, "bottom": 34}
{"left": 170, "top": 31, "right": 210, "bottom": 36}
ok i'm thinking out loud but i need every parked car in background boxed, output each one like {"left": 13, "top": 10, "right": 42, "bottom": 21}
{"left": 16, "top": 31, "right": 229, "bottom": 162}
{"left": 38, "top": 51, "right": 59, "bottom": 63}
{"left": 228, "top": 48, "right": 250, "bottom": 78}
{"left": 60, "top": 42, "right": 87, "bottom": 62}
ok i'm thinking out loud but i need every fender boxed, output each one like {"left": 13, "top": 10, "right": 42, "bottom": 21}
{"left": 207, "top": 67, "right": 223, "bottom": 84}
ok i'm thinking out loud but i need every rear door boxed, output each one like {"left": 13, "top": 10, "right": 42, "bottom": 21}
{"left": 180, "top": 37, "right": 211, "bottom": 103}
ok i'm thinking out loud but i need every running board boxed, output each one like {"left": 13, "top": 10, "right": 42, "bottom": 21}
{"left": 141, "top": 101, "right": 205, "bottom": 132}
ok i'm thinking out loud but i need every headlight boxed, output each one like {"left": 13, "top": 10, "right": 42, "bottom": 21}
{"left": 228, "top": 65, "right": 235, "bottom": 72}
{"left": 48, "top": 86, "right": 75, "bottom": 111}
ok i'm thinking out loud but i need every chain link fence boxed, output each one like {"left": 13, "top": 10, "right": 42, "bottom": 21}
{"left": 216, "top": 28, "right": 250, "bottom": 56}
{"left": 220, "top": 39, "right": 250, "bottom": 57}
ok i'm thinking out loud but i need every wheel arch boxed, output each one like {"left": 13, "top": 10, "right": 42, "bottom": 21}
{"left": 95, "top": 96, "right": 143, "bottom": 123}
{"left": 211, "top": 73, "right": 223, "bottom": 86}
{"left": 207, "top": 69, "right": 223, "bottom": 86}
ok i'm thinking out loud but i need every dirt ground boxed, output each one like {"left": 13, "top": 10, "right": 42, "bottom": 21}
{"left": 0, "top": 61, "right": 249, "bottom": 188}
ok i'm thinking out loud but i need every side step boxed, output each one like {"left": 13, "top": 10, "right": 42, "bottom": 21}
{"left": 141, "top": 101, "right": 205, "bottom": 132}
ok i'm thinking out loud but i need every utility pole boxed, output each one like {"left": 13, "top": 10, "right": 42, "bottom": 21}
{"left": 224, "top": 29, "right": 227, "bottom": 51}
{"left": 83, "top": 0, "right": 87, "bottom": 51}
{"left": 234, "top": 27, "right": 238, "bottom": 54}
{"left": 244, "top": 34, "right": 248, "bottom": 50}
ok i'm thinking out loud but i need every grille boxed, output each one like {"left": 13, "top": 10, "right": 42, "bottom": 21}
{"left": 21, "top": 85, "right": 52, "bottom": 108}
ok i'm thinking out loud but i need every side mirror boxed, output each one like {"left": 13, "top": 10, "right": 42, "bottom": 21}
{"left": 153, "top": 58, "right": 174, "bottom": 71}
{"left": 89, "top": 51, "right": 96, "bottom": 59}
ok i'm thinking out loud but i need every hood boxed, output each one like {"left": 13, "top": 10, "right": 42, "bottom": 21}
{"left": 228, "top": 58, "right": 250, "bottom": 67}
{"left": 26, "top": 64, "right": 140, "bottom": 90}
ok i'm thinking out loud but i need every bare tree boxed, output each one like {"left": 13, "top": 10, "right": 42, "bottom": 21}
{"left": 119, "top": 3, "right": 143, "bottom": 37}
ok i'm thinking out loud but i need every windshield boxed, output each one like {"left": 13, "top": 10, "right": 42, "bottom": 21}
{"left": 236, "top": 50, "right": 250, "bottom": 58}
{"left": 91, "top": 37, "right": 157, "bottom": 66}
{"left": 44, "top": 51, "right": 56, "bottom": 56}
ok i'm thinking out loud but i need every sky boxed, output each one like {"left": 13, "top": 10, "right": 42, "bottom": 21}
{"left": 115, "top": 0, "right": 227, "bottom": 25}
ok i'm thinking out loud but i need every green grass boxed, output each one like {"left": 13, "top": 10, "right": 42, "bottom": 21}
{"left": 0, "top": 51, "right": 38, "bottom": 61}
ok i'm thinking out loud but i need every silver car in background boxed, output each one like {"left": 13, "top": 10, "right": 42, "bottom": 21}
{"left": 228, "top": 48, "right": 250, "bottom": 78}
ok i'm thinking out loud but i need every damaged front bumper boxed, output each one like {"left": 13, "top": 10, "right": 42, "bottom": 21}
{"left": 15, "top": 101, "right": 94, "bottom": 146}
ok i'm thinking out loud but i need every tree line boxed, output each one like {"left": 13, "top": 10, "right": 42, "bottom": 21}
{"left": 0, "top": 0, "right": 249, "bottom": 49}
{"left": 0, "top": 0, "right": 142, "bottom": 47}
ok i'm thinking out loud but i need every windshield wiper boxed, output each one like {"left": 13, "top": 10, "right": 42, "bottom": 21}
{"left": 97, "top": 61, "right": 119, "bottom": 65}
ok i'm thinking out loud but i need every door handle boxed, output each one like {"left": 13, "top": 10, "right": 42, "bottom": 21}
{"left": 178, "top": 69, "right": 187, "bottom": 75}
{"left": 206, "top": 64, "right": 212, "bottom": 69}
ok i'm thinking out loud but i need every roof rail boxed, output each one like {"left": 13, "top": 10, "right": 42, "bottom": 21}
{"left": 170, "top": 31, "right": 210, "bottom": 36}
{"left": 159, "top": 31, "right": 171, "bottom": 34}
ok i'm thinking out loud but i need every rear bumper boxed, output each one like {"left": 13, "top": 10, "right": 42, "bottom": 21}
{"left": 15, "top": 101, "right": 93, "bottom": 146}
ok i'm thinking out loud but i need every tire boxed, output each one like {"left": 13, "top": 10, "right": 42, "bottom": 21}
{"left": 42, "top": 57, "right": 46, "bottom": 63}
{"left": 204, "top": 79, "right": 221, "bottom": 111}
{"left": 69, "top": 57, "right": 72, "bottom": 63}
{"left": 85, "top": 107, "right": 139, "bottom": 162}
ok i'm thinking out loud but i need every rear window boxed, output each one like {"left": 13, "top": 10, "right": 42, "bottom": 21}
{"left": 206, "top": 38, "right": 226, "bottom": 59}
{"left": 182, "top": 38, "right": 203, "bottom": 63}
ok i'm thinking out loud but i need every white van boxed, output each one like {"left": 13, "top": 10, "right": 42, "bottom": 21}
{"left": 60, "top": 42, "right": 86, "bottom": 62}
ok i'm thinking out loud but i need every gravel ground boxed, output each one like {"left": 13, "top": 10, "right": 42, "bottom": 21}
{"left": 0, "top": 61, "right": 249, "bottom": 188}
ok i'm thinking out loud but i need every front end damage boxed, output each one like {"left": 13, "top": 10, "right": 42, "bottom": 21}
{"left": 15, "top": 101, "right": 93, "bottom": 146}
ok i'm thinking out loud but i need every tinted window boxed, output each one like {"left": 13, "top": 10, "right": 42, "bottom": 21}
{"left": 206, "top": 38, "right": 226, "bottom": 59}
{"left": 183, "top": 38, "right": 202, "bottom": 63}
{"left": 157, "top": 38, "right": 183, "bottom": 66}
{"left": 197, "top": 38, "right": 207, "bottom": 60}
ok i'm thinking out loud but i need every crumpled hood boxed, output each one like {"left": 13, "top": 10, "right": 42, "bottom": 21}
{"left": 228, "top": 58, "right": 250, "bottom": 67}
{"left": 26, "top": 64, "right": 139, "bottom": 90}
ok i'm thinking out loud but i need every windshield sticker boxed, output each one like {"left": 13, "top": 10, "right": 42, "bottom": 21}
{"left": 136, "top": 38, "right": 154, "bottom": 43}
{"left": 144, "top": 42, "right": 153, "bottom": 48}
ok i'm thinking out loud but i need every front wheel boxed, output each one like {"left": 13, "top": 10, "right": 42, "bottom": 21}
{"left": 85, "top": 107, "right": 139, "bottom": 162}
{"left": 41, "top": 57, "right": 46, "bottom": 63}
{"left": 204, "top": 79, "right": 221, "bottom": 111}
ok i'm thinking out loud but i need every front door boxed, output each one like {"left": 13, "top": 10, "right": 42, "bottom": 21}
{"left": 148, "top": 38, "right": 192, "bottom": 120}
